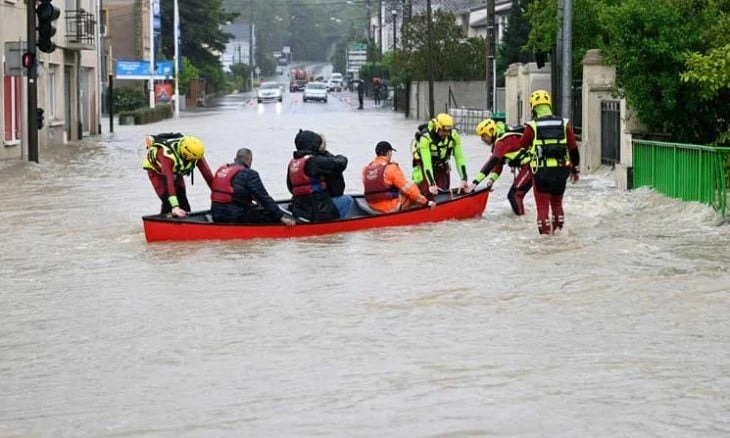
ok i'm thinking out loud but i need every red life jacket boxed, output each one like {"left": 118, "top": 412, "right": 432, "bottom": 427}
{"left": 288, "top": 156, "right": 327, "bottom": 196}
{"left": 363, "top": 162, "right": 399, "bottom": 202}
{"left": 210, "top": 163, "right": 245, "bottom": 204}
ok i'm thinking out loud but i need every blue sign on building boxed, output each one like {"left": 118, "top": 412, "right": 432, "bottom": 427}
{"left": 115, "top": 60, "right": 174, "bottom": 80}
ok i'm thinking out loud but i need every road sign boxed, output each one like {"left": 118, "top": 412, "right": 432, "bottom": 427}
{"left": 115, "top": 60, "right": 174, "bottom": 80}
{"left": 346, "top": 41, "right": 367, "bottom": 74}
{"left": 254, "top": 66, "right": 261, "bottom": 75}
{"left": 4, "top": 41, "right": 27, "bottom": 76}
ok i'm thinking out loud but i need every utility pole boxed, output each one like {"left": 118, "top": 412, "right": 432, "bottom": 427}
{"left": 367, "top": 0, "right": 372, "bottom": 40}
{"left": 553, "top": 0, "right": 563, "bottom": 114}
{"left": 26, "top": 0, "right": 38, "bottom": 163}
{"left": 486, "top": 0, "right": 495, "bottom": 112}
{"left": 378, "top": 0, "right": 383, "bottom": 60}
{"left": 426, "top": 0, "right": 434, "bottom": 118}
{"left": 249, "top": 0, "right": 255, "bottom": 90}
{"left": 561, "top": 0, "right": 572, "bottom": 120}
{"left": 173, "top": 0, "right": 180, "bottom": 117}
{"left": 148, "top": 0, "right": 155, "bottom": 108}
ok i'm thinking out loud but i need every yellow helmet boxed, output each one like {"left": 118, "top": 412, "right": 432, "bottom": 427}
{"left": 178, "top": 136, "right": 205, "bottom": 161}
{"left": 529, "top": 89, "right": 552, "bottom": 110}
{"left": 475, "top": 118, "right": 498, "bottom": 137}
{"left": 433, "top": 113, "right": 454, "bottom": 131}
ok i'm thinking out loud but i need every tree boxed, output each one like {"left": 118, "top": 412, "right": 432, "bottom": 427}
{"left": 497, "top": 0, "right": 533, "bottom": 85}
{"left": 525, "top": 0, "right": 612, "bottom": 78}
{"left": 601, "top": 0, "right": 729, "bottom": 143}
{"left": 397, "top": 11, "right": 486, "bottom": 82}
{"left": 160, "top": 0, "right": 236, "bottom": 91}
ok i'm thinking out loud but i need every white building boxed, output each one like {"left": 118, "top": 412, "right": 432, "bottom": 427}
{"left": 221, "top": 21, "right": 255, "bottom": 72}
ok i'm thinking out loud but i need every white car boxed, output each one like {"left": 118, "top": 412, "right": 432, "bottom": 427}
{"left": 327, "top": 78, "right": 343, "bottom": 92}
{"left": 257, "top": 82, "right": 283, "bottom": 103}
{"left": 303, "top": 82, "right": 328, "bottom": 103}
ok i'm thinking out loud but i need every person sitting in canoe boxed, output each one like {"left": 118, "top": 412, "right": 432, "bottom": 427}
{"left": 362, "top": 141, "right": 436, "bottom": 213}
{"left": 142, "top": 133, "right": 214, "bottom": 218}
{"left": 210, "top": 148, "right": 296, "bottom": 226}
{"left": 286, "top": 130, "right": 353, "bottom": 222}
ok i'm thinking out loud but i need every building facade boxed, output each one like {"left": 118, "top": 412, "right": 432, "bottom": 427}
{"left": 1, "top": 0, "right": 101, "bottom": 160}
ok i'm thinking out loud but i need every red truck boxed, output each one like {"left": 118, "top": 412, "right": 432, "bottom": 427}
{"left": 289, "top": 68, "right": 310, "bottom": 92}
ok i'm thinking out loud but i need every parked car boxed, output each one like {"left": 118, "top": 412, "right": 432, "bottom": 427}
{"left": 257, "top": 82, "right": 283, "bottom": 103}
{"left": 303, "top": 82, "right": 328, "bottom": 103}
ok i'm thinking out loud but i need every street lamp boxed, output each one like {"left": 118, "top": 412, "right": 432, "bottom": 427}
{"left": 391, "top": 9, "right": 397, "bottom": 51}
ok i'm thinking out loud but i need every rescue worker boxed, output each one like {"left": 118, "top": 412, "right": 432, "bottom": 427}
{"left": 411, "top": 113, "right": 469, "bottom": 198}
{"left": 467, "top": 118, "right": 533, "bottom": 215}
{"left": 142, "top": 133, "right": 214, "bottom": 218}
{"left": 286, "top": 129, "right": 353, "bottom": 222}
{"left": 210, "top": 148, "right": 296, "bottom": 226}
{"left": 362, "top": 141, "right": 436, "bottom": 213}
{"left": 517, "top": 90, "right": 580, "bottom": 234}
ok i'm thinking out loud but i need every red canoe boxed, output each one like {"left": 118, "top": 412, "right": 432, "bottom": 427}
{"left": 142, "top": 188, "right": 489, "bottom": 242}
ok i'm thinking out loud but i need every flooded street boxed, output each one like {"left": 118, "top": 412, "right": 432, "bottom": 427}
{"left": 1, "top": 87, "right": 729, "bottom": 437}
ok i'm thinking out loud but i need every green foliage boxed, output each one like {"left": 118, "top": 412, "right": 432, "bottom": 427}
{"left": 526, "top": 0, "right": 611, "bottom": 78}
{"left": 601, "top": 0, "right": 729, "bottom": 143}
{"left": 682, "top": 43, "right": 730, "bottom": 100}
{"left": 359, "top": 62, "right": 390, "bottom": 86}
{"left": 118, "top": 104, "right": 173, "bottom": 125}
{"left": 113, "top": 87, "right": 147, "bottom": 112}
{"left": 396, "top": 11, "right": 486, "bottom": 82}
{"left": 178, "top": 57, "right": 200, "bottom": 92}
{"left": 159, "top": 0, "right": 235, "bottom": 92}
{"left": 498, "top": 0, "right": 533, "bottom": 83}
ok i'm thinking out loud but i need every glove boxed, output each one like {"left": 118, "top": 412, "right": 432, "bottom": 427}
{"left": 428, "top": 185, "right": 439, "bottom": 195}
{"left": 484, "top": 179, "right": 494, "bottom": 191}
{"left": 171, "top": 206, "right": 188, "bottom": 218}
{"left": 427, "top": 200, "right": 436, "bottom": 209}
{"left": 571, "top": 166, "right": 580, "bottom": 184}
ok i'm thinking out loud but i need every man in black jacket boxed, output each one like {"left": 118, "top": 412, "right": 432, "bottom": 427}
{"left": 210, "top": 148, "right": 296, "bottom": 226}
{"left": 286, "top": 130, "right": 353, "bottom": 222}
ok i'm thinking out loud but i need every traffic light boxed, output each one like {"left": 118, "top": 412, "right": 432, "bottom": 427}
{"left": 36, "top": 0, "right": 61, "bottom": 54}
{"left": 37, "top": 108, "right": 45, "bottom": 130}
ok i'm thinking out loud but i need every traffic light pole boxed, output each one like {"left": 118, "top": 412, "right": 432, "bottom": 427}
{"left": 26, "top": 0, "right": 39, "bottom": 163}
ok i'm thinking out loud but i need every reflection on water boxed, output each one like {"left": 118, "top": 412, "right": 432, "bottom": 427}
{"left": 0, "top": 109, "right": 729, "bottom": 437}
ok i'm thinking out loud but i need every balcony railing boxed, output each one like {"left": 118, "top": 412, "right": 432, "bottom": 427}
{"left": 65, "top": 9, "right": 96, "bottom": 50}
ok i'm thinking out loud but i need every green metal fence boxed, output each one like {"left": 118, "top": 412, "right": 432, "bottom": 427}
{"left": 632, "top": 140, "right": 730, "bottom": 216}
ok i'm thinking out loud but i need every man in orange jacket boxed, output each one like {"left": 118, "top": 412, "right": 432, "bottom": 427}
{"left": 362, "top": 141, "right": 436, "bottom": 213}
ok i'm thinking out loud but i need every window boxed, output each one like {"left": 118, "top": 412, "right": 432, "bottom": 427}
{"left": 48, "top": 65, "right": 57, "bottom": 119}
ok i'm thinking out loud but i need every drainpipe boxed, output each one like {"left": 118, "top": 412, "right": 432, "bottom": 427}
{"left": 77, "top": 0, "right": 83, "bottom": 139}
{"left": 97, "top": 0, "right": 103, "bottom": 133}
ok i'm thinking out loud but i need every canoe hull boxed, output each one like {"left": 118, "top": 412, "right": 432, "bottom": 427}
{"left": 143, "top": 189, "right": 489, "bottom": 242}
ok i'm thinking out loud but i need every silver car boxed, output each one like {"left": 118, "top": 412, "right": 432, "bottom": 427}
{"left": 257, "top": 82, "right": 283, "bottom": 103}
{"left": 303, "top": 82, "right": 328, "bottom": 103}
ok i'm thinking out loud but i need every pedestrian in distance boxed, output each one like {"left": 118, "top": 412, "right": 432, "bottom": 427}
{"left": 362, "top": 141, "right": 436, "bottom": 213}
{"left": 210, "top": 148, "right": 296, "bottom": 226}
{"left": 287, "top": 130, "right": 354, "bottom": 222}
{"left": 410, "top": 113, "right": 470, "bottom": 198}
{"left": 142, "top": 133, "right": 214, "bottom": 218}
{"left": 517, "top": 89, "right": 580, "bottom": 234}
{"left": 468, "top": 118, "right": 533, "bottom": 216}
{"left": 356, "top": 80, "right": 365, "bottom": 110}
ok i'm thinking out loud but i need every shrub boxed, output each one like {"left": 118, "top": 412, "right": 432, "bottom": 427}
{"left": 113, "top": 87, "right": 147, "bottom": 112}
{"left": 118, "top": 104, "right": 173, "bottom": 125}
